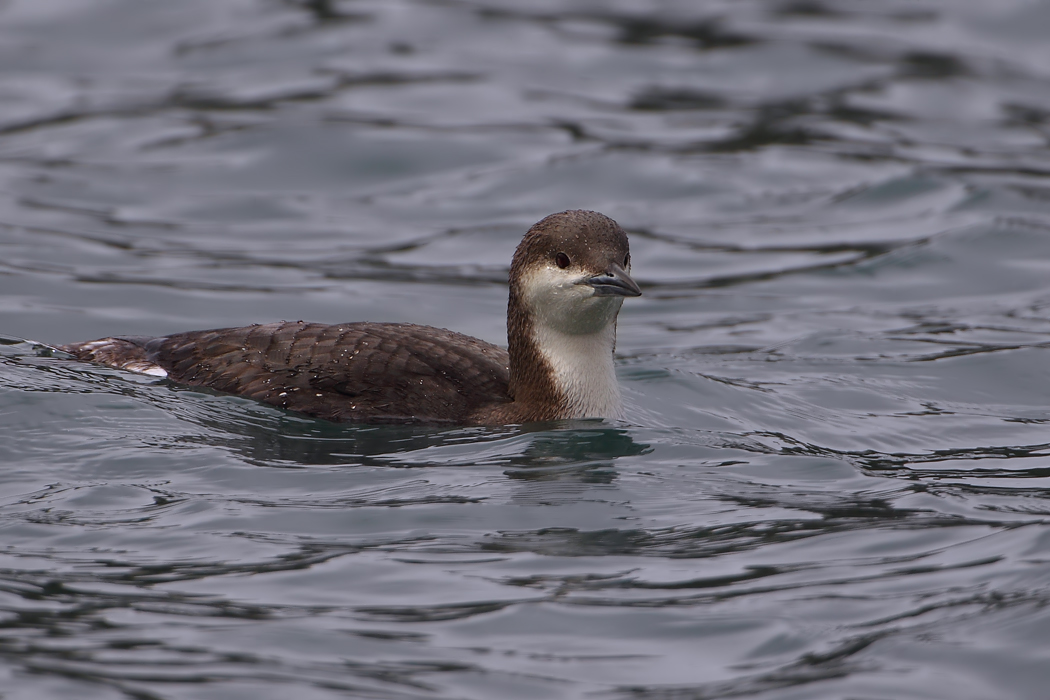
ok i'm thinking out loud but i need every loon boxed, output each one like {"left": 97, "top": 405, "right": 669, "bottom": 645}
{"left": 61, "top": 210, "right": 641, "bottom": 425}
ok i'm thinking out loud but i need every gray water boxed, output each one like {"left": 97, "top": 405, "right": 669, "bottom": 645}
{"left": 3, "top": 1, "right": 1050, "bottom": 698}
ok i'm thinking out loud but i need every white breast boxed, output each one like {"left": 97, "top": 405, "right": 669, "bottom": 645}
{"left": 533, "top": 323, "right": 623, "bottom": 419}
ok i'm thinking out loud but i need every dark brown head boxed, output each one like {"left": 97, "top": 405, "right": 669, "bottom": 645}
{"left": 512, "top": 210, "right": 638, "bottom": 293}
{"left": 509, "top": 210, "right": 640, "bottom": 332}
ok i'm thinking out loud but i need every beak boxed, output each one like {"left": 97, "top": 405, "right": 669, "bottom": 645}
{"left": 582, "top": 262, "right": 642, "bottom": 297}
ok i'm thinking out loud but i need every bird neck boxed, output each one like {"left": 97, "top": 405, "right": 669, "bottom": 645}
{"left": 506, "top": 285, "right": 623, "bottom": 420}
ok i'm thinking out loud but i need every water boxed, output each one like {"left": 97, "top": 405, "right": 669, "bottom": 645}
{"left": 2, "top": 0, "right": 1050, "bottom": 697}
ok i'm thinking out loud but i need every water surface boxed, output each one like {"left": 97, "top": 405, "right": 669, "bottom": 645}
{"left": 3, "top": 1, "right": 1050, "bottom": 698}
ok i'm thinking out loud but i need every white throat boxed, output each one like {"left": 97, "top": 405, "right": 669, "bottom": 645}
{"left": 533, "top": 321, "right": 623, "bottom": 419}
{"left": 520, "top": 265, "right": 626, "bottom": 419}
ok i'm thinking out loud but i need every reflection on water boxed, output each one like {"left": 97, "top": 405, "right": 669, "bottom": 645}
{"left": 3, "top": 0, "right": 1050, "bottom": 698}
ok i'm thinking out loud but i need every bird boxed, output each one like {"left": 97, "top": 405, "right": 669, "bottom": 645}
{"left": 61, "top": 210, "right": 641, "bottom": 425}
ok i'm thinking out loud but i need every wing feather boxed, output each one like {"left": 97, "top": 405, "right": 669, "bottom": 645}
{"left": 141, "top": 321, "right": 511, "bottom": 423}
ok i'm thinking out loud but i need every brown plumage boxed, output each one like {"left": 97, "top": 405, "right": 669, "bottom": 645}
{"left": 61, "top": 210, "right": 640, "bottom": 425}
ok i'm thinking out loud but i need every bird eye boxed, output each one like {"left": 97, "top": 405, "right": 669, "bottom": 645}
{"left": 624, "top": 253, "right": 630, "bottom": 268}
{"left": 555, "top": 252, "right": 571, "bottom": 269}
